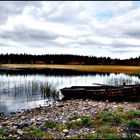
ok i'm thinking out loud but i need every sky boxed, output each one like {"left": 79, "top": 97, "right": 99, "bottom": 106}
{"left": 0, "top": 1, "right": 140, "bottom": 59}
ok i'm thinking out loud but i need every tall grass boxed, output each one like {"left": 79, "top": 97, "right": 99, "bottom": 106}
{"left": 2, "top": 64, "right": 140, "bottom": 75}
{"left": 1, "top": 80, "right": 59, "bottom": 100}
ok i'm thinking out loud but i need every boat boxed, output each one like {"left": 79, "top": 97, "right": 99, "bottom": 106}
{"left": 60, "top": 83, "right": 140, "bottom": 101}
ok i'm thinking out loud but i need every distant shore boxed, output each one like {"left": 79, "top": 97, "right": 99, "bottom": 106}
{"left": 1, "top": 64, "right": 140, "bottom": 75}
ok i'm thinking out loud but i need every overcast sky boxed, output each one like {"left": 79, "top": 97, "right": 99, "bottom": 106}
{"left": 0, "top": 1, "right": 140, "bottom": 59}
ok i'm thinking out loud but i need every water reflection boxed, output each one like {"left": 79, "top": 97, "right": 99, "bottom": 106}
{"left": 0, "top": 70, "right": 140, "bottom": 115}
{"left": 104, "top": 73, "right": 140, "bottom": 85}
{"left": 0, "top": 80, "right": 59, "bottom": 115}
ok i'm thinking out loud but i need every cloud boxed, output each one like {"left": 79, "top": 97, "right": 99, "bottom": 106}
{"left": 0, "top": 1, "right": 140, "bottom": 59}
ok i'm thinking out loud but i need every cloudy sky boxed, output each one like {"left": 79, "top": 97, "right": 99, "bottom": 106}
{"left": 0, "top": 1, "right": 140, "bottom": 59}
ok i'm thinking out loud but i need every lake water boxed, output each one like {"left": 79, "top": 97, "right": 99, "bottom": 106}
{"left": 0, "top": 68, "right": 140, "bottom": 115}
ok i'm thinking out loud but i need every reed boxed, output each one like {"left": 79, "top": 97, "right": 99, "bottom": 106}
{"left": 2, "top": 64, "right": 140, "bottom": 75}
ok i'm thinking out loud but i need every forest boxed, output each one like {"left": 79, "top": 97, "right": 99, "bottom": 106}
{"left": 0, "top": 53, "right": 140, "bottom": 66}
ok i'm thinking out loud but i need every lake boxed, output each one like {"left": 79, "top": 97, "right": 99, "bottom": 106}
{"left": 0, "top": 68, "right": 140, "bottom": 115}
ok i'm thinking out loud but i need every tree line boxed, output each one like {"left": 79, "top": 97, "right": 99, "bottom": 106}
{"left": 0, "top": 53, "right": 140, "bottom": 66}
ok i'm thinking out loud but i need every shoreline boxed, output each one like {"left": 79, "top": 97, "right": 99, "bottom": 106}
{"left": 0, "top": 99, "right": 140, "bottom": 139}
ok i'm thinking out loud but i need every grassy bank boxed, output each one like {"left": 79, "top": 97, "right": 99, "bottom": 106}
{"left": 1, "top": 64, "right": 140, "bottom": 75}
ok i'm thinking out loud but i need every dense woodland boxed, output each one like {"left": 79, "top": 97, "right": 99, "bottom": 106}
{"left": 0, "top": 53, "right": 140, "bottom": 66}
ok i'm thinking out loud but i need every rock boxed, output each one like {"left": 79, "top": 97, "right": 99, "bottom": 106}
{"left": 73, "top": 111, "right": 78, "bottom": 115}
{"left": 31, "top": 118, "right": 35, "bottom": 122}
{"left": 0, "top": 112, "right": 4, "bottom": 117}
{"left": 56, "top": 104, "right": 64, "bottom": 107}
{"left": 17, "top": 129, "right": 24, "bottom": 135}
{"left": 66, "top": 135, "right": 71, "bottom": 138}
{"left": 76, "top": 118, "right": 82, "bottom": 122}
{"left": 16, "top": 122, "right": 30, "bottom": 129}
{"left": 21, "top": 116, "right": 26, "bottom": 119}
{"left": 113, "top": 105, "right": 118, "bottom": 109}
{"left": 63, "top": 129, "right": 69, "bottom": 134}
{"left": 70, "top": 120, "right": 76, "bottom": 123}
{"left": 8, "top": 134, "right": 13, "bottom": 137}
{"left": 91, "top": 130, "right": 96, "bottom": 134}
{"left": 10, "top": 112, "right": 17, "bottom": 115}
{"left": 62, "top": 120, "right": 67, "bottom": 124}
{"left": 136, "top": 133, "right": 140, "bottom": 138}
{"left": 83, "top": 106, "right": 91, "bottom": 110}
{"left": 13, "top": 135, "right": 18, "bottom": 138}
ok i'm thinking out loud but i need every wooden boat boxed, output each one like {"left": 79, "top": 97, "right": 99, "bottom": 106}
{"left": 60, "top": 83, "right": 140, "bottom": 101}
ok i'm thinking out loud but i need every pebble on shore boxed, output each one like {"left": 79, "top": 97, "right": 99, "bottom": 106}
{"left": 0, "top": 99, "right": 139, "bottom": 139}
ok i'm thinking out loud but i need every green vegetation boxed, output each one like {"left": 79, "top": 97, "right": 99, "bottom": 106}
{"left": 67, "top": 115, "right": 92, "bottom": 129}
{"left": 67, "top": 133, "right": 123, "bottom": 139}
{"left": 44, "top": 120, "right": 59, "bottom": 129}
{"left": 44, "top": 119, "right": 66, "bottom": 131}
{"left": 0, "top": 129, "right": 8, "bottom": 135}
{"left": 25, "top": 127, "right": 45, "bottom": 139}
{"left": 126, "top": 120, "right": 140, "bottom": 129}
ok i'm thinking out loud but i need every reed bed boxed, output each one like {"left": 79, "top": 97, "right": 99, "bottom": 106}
{"left": 2, "top": 64, "right": 140, "bottom": 75}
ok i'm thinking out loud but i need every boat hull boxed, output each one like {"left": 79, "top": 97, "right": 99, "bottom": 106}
{"left": 60, "top": 85, "right": 140, "bottom": 101}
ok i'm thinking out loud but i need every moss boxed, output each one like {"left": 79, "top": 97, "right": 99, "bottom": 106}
{"left": 68, "top": 133, "right": 123, "bottom": 139}
{"left": 8, "top": 130, "right": 17, "bottom": 134}
{"left": 42, "top": 133, "right": 55, "bottom": 139}
{"left": 67, "top": 115, "right": 92, "bottom": 129}
{"left": 126, "top": 120, "right": 140, "bottom": 129}
{"left": 95, "top": 109, "right": 121, "bottom": 124}
{"left": 98, "top": 132, "right": 123, "bottom": 139}
{"left": 44, "top": 120, "right": 59, "bottom": 129}
{"left": 0, "top": 129, "right": 8, "bottom": 135}
{"left": 25, "top": 127, "right": 45, "bottom": 139}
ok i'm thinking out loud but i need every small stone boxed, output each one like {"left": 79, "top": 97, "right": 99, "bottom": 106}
{"left": 136, "top": 133, "right": 140, "bottom": 138}
{"left": 70, "top": 120, "right": 76, "bottom": 123}
{"left": 31, "top": 118, "right": 35, "bottom": 122}
{"left": 122, "top": 133, "right": 127, "bottom": 138}
{"left": 13, "top": 135, "right": 18, "bottom": 138}
{"left": 57, "top": 104, "right": 64, "bottom": 107}
{"left": 83, "top": 107, "right": 91, "bottom": 110}
{"left": 11, "top": 112, "right": 17, "bottom": 115}
{"left": 113, "top": 105, "right": 118, "bottom": 108}
{"left": 62, "top": 120, "right": 67, "bottom": 124}
{"left": 66, "top": 135, "right": 71, "bottom": 138}
{"left": 17, "top": 129, "right": 24, "bottom": 135}
{"left": 92, "top": 130, "right": 96, "bottom": 134}
{"left": 21, "top": 116, "right": 26, "bottom": 119}
{"left": 73, "top": 111, "right": 78, "bottom": 115}
{"left": 63, "top": 129, "right": 69, "bottom": 134}
{"left": 17, "top": 137, "right": 21, "bottom": 139}
{"left": 9, "top": 134, "right": 13, "bottom": 137}
{"left": 76, "top": 118, "right": 82, "bottom": 122}
{"left": 0, "top": 112, "right": 4, "bottom": 117}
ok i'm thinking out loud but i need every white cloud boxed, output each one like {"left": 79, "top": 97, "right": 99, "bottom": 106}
{"left": 0, "top": 1, "right": 140, "bottom": 59}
